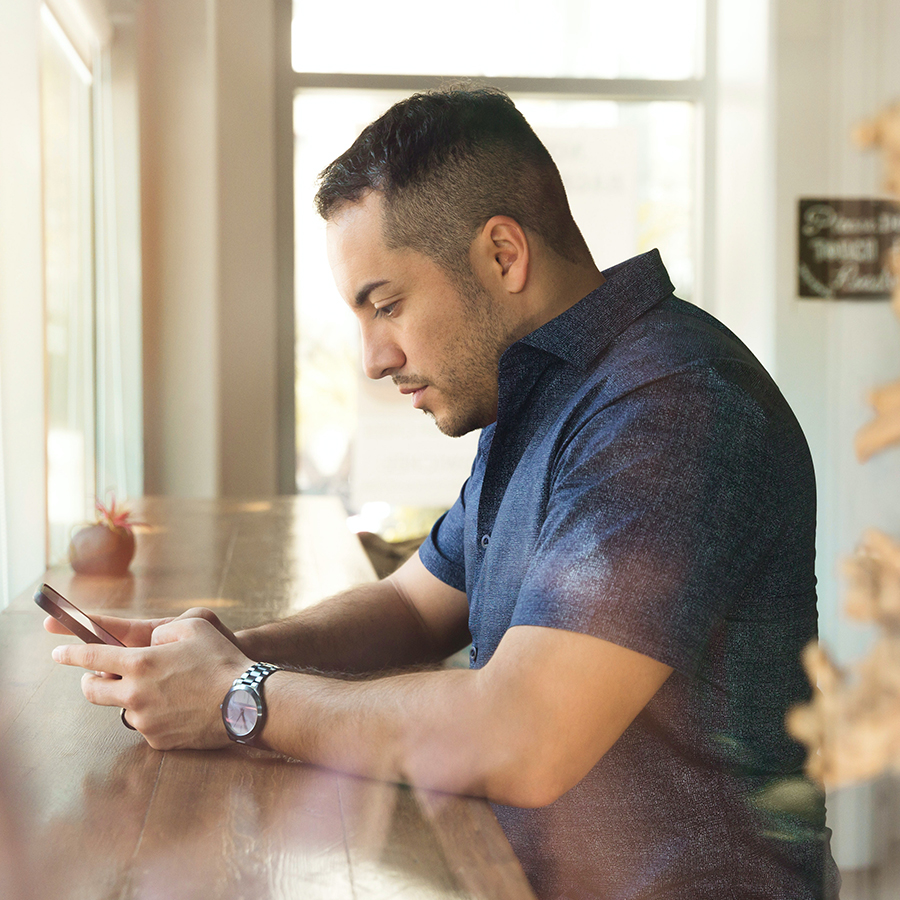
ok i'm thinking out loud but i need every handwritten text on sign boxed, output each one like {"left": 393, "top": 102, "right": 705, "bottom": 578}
{"left": 798, "top": 199, "right": 900, "bottom": 299}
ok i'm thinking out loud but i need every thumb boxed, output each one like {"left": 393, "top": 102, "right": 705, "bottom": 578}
{"left": 150, "top": 615, "right": 216, "bottom": 647}
{"left": 173, "top": 607, "right": 239, "bottom": 645}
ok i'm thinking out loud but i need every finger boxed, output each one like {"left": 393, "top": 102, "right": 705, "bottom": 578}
{"left": 44, "top": 615, "right": 77, "bottom": 636}
{"left": 90, "top": 614, "right": 173, "bottom": 647}
{"left": 80, "top": 671, "right": 128, "bottom": 709}
{"left": 174, "top": 607, "right": 238, "bottom": 644}
{"left": 52, "top": 642, "right": 127, "bottom": 678}
{"left": 42, "top": 612, "right": 169, "bottom": 647}
{"left": 175, "top": 607, "right": 224, "bottom": 624}
{"left": 150, "top": 615, "right": 220, "bottom": 647}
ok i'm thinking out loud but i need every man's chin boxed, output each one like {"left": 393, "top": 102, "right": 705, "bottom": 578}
{"left": 425, "top": 407, "right": 490, "bottom": 438}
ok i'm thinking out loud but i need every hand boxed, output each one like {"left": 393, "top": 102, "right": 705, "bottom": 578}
{"left": 51, "top": 615, "right": 253, "bottom": 751}
{"left": 43, "top": 605, "right": 241, "bottom": 650}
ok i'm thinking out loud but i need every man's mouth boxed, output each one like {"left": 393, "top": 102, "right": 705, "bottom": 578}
{"left": 398, "top": 384, "right": 427, "bottom": 409}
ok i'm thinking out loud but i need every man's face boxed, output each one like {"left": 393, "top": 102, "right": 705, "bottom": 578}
{"left": 326, "top": 193, "right": 510, "bottom": 437}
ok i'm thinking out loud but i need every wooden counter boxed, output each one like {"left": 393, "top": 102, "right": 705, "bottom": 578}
{"left": 0, "top": 497, "right": 535, "bottom": 900}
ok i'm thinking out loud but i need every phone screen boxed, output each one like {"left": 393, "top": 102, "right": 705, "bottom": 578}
{"left": 34, "top": 584, "right": 125, "bottom": 646}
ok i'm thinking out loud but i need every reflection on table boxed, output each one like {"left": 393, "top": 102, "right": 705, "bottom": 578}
{"left": 0, "top": 496, "right": 535, "bottom": 900}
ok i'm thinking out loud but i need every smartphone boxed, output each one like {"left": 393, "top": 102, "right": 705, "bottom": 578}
{"left": 34, "top": 584, "right": 124, "bottom": 646}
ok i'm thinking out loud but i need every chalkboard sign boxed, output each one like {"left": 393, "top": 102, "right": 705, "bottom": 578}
{"left": 798, "top": 198, "right": 900, "bottom": 298}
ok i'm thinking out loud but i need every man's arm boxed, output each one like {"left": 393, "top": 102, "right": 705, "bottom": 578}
{"left": 236, "top": 553, "right": 472, "bottom": 673}
{"left": 44, "top": 553, "right": 472, "bottom": 675}
{"left": 48, "top": 552, "right": 671, "bottom": 806}
{"left": 52, "top": 604, "right": 671, "bottom": 807}
{"left": 258, "top": 623, "right": 672, "bottom": 807}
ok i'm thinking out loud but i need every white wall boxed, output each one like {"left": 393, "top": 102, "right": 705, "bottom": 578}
{"left": 775, "top": 0, "right": 900, "bottom": 668}
{"left": 774, "top": 0, "right": 900, "bottom": 878}
{"left": 216, "top": 0, "right": 279, "bottom": 497}
{"left": 138, "top": 0, "right": 220, "bottom": 498}
{"left": 138, "top": 0, "right": 279, "bottom": 498}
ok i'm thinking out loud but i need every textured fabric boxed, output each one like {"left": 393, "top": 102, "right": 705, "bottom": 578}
{"left": 419, "top": 250, "right": 839, "bottom": 900}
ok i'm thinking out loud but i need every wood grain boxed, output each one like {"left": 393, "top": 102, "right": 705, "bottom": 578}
{"left": 0, "top": 497, "right": 535, "bottom": 900}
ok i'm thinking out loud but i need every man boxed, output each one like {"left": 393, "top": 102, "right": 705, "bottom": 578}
{"left": 49, "top": 89, "right": 837, "bottom": 898}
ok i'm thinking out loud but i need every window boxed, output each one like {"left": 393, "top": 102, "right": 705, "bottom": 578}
{"left": 38, "top": 3, "right": 142, "bottom": 566}
{"left": 292, "top": 1, "right": 703, "bottom": 80}
{"left": 40, "top": 5, "right": 96, "bottom": 564}
{"left": 290, "top": 0, "right": 710, "bottom": 519}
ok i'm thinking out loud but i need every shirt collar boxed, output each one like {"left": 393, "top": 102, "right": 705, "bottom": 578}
{"left": 518, "top": 249, "right": 675, "bottom": 370}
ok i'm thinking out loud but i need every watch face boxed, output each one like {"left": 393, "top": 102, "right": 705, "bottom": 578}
{"left": 224, "top": 687, "right": 259, "bottom": 738}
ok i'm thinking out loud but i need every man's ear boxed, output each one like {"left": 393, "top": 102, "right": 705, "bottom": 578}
{"left": 471, "top": 216, "right": 530, "bottom": 294}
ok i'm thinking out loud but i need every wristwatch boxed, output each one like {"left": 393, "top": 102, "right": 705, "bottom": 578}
{"left": 221, "top": 662, "right": 281, "bottom": 745}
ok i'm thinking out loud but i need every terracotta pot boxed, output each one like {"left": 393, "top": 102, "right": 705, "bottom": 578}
{"left": 69, "top": 524, "right": 136, "bottom": 576}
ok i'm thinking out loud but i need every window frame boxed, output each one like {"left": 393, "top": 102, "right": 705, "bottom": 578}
{"left": 274, "top": 0, "right": 719, "bottom": 494}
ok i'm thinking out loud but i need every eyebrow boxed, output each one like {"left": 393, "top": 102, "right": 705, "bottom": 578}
{"left": 354, "top": 280, "right": 390, "bottom": 308}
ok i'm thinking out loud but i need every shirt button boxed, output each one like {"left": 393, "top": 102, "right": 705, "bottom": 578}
{"left": 469, "top": 645, "right": 478, "bottom": 664}
{"left": 480, "top": 534, "right": 490, "bottom": 548}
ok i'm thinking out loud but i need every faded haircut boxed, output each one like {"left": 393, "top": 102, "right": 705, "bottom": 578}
{"left": 314, "top": 88, "right": 592, "bottom": 278}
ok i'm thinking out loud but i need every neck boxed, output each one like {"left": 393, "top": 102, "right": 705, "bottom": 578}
{"left": 510, "top": 257, "right": 605, "bottom": 342}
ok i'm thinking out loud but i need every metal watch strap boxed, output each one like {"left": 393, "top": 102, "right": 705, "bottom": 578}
{"left": 231, "top": 661, "right": 280, "bottom": 692}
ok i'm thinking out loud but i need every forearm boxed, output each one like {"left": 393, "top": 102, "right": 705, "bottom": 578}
{"left": 235, "top": 576, "right": 465, "bottom": 675}
{"left": 253, "top": 626, "right": 673, "bottom": 807}
{"left": 259, "top": 666, "right": 523, "bottom": 802}
{"left": 55, "top": 613, "right": 670, "bottom": 808}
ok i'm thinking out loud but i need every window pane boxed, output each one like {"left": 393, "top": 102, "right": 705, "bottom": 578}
{"left": 41, "top": 12, "right": 96, "bottom": 563}
{"left": 515, "top": 97, "right": 695, "bottom": 299}
{"left": 292, "top": 0, "right": 704, "bottom": 80}
{"left": 294, "top": 90, "right": 695, "bottom": 502}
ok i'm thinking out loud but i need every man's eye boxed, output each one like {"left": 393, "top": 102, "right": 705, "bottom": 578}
{"left": 375, "top": 302, "right": 398, "bottom": 319}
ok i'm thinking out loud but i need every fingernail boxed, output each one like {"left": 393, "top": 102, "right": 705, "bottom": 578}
{"left": 52, "top": 647, "right": 63, "bottom": 662}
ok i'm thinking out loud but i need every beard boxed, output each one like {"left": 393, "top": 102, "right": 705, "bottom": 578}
{"left": 396, "top": 272, "right": 511, "bottom": 438}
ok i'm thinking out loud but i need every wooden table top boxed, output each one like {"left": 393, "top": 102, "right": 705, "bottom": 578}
{"left": 0, "top": 496, "right": 536, "bottom": 900}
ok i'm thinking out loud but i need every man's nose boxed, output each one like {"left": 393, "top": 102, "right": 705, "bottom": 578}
{"left": 361, "top": 327, "right": 405, "bottom": 380}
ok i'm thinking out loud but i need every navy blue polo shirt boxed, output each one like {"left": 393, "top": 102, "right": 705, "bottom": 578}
{"left": 419, "top": 251, "right": 838, "bottom": 899}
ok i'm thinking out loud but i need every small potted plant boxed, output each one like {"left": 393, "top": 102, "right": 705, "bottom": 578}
{"left": 69, "top": 495, "right": 141, "bottom": 576}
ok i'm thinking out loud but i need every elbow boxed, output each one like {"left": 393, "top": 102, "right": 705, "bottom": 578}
{"left": 494, "top": 781, "right": 567, "bottom": 810}
{"left": 467, "top": 701, "right": 597, "bottom": 808}
{"left": 403, "top": 725, "right": 575, "bottom": 807}
{"left": 481, "top": 751, "right": 582, "bottom": 809}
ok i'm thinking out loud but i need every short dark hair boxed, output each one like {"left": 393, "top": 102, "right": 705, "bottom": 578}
{"left": 314, "top": 88, "right": 592, "bottom": 275}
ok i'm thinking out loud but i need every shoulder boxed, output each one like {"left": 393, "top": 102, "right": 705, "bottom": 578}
{"left": 546, "top": 301, "right": 812, "bottom": 499}
{"left": 565, "top": 298, "right": 792, "bottom": 436}
{"left": 601, "top": 298, "right": 759, "bottom": 385}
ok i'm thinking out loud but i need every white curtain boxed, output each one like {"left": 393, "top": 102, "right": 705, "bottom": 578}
{"left": 93, "top": 38, "right": 143, "bottom": 503}
{"left": 0, "top": 342, "right": 9, "bottom": 610}
{"left": 0, "top": 2, "right": 47, "bottom": 608}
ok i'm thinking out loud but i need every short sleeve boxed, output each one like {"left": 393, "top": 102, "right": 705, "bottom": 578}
{"left": 510, "top": 363, "right": 796, "bottom": 676}
{"left": 419, "top": 489, "right": 468, "bottom": 593}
